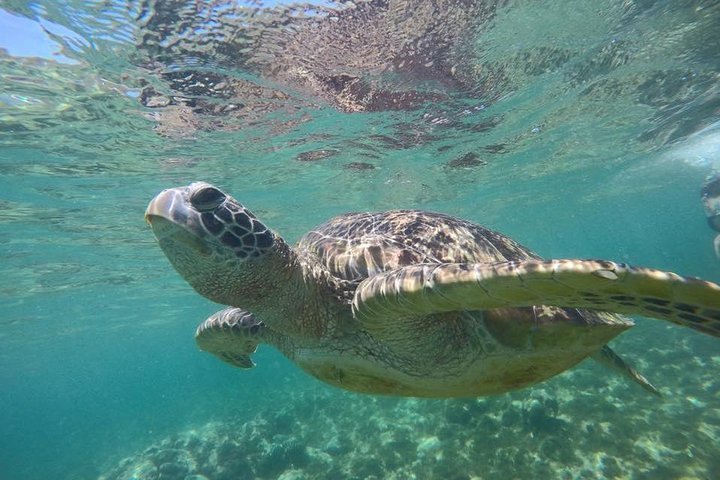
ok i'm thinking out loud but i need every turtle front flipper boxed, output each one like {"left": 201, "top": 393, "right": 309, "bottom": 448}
{"left": 352, "top": 260, "right": 720, "bottom": 337}
{"left": 195, "top": 308, "right": 266, "bottom": 369}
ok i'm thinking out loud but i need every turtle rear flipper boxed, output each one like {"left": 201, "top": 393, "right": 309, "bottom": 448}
{"left": 195, "top": 308, "right": 266, "bottom": 369}
{"left": 592, "top": 345, "right": 660, "bottom": 396}
{"left": 352, "top": 259, "right": 720, "bottom": 338}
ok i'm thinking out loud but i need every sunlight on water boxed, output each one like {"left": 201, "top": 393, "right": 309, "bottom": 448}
{"left": 0, "top": 1, "right": 719, "bottom": 479}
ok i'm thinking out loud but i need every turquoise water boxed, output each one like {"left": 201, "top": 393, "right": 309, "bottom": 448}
{"left": 1, "top": 1, "right": 719, "bottom": 479}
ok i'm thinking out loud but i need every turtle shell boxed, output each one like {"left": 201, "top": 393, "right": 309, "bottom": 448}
{"left": 297, "top": 209, "right": 540, "bottom": 285}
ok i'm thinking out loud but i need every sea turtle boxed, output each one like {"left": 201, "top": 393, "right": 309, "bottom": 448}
{"left": 146, "top": 182, "right": 720, "bottom": 397}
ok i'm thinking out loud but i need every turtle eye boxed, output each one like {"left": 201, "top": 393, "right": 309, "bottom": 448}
{"left": 190, "top": 186, "right": 226, "bottom": 212}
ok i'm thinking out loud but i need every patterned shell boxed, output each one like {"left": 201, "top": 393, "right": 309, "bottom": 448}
{"left": 297, "top": 210, "right": 541, "bottom": 285}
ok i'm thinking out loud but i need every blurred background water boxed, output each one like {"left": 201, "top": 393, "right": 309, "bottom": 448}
{"left": 0, "top": 1, "right": 719, "bottom": 479}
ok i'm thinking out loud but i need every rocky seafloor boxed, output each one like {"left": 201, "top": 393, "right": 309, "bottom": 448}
{"left": 99, "top": 334, "right": 720, "bottom": 480}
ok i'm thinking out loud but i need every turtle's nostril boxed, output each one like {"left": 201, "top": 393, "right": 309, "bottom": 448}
{"left": 190, "top": 186, "right": 226, "bottom": 212}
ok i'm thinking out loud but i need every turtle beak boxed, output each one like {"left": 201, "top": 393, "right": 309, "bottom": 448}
{"left": 145, "top": 187, "right": 193, "bottom": 241}
{"left": 146, "top": 182, "right": 220, "bottom": 225}
{"left": 146, "top": 187, "right": 212, "bottom": 256}
{"left": 146, "top": 188, "right": 186, "bottom": 223}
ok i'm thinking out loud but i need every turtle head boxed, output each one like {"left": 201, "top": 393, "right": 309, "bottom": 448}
{"left": 146, "top": 182, "right": 287, "bottom": 306}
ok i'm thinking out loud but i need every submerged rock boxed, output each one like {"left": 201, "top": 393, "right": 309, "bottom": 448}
{"left": 99, "top": 458, "right": 157, "bottom": 480}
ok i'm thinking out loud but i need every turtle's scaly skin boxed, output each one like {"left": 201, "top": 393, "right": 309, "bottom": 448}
{"left": 146, "top": 183, "right": 720, "bottom": 397}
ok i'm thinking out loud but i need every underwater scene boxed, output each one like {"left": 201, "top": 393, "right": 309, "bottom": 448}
{"left": 1, "top": 0, "right": 720, "bottom": 479}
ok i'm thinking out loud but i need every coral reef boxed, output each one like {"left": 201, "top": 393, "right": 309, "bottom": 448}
{"left": 98, "top": 346, "right": 720, "bottom": 480}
